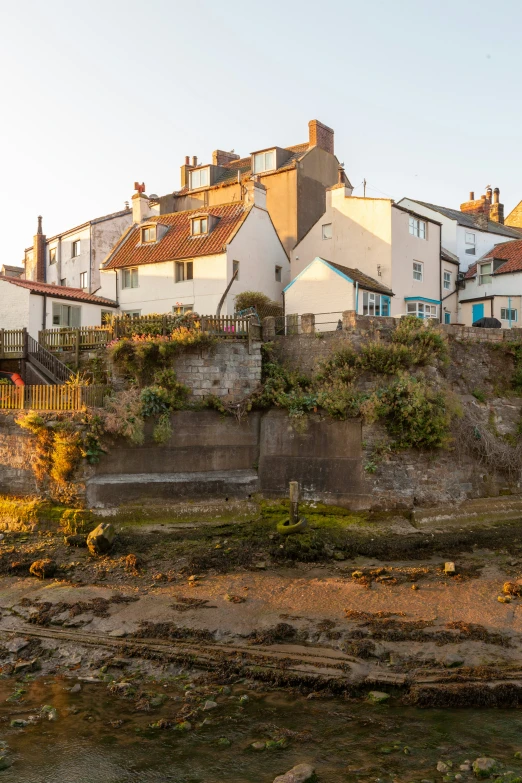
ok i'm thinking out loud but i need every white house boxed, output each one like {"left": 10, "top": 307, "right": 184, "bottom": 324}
{"left": 100, "top": 181, "right": 290, "bottom": 317}
{"left": 0, "top": 275, "right": 118, "bottom": 336}
{"left": 398, "top": 189, "right": 522, "bottom": 272}
{"left": 460, "top": 238, "right": 522, "bottom": 327}
{"left": 24, "top": 209, "right": 132, "bottom": 293}
{"left": 291, "top": 185, "right": 446, "bottom": 320}
{"left": 284, "top": 257, "right": 393, "bottom": 327}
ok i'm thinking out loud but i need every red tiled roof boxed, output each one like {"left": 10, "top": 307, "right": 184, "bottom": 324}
{"left": 0, "top": 275, "right": 118, "bottom": 306}
{"left": 466, "top": 239, "right": 522, "bottom": 278}
{"left": 103, "top": 203, "right": 251, "bottom": 270}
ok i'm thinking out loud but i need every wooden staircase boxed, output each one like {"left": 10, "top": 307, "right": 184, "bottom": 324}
{"left": 26, "top": 335, "right": 74, "bottom": 385}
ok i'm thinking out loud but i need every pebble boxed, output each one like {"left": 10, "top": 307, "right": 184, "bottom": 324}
{"left": 70, "top": 683, "right": 82, "bottom": 694}
{"left": 459, "top": 764, "right": 471, "bottom": 771}
{"left": 437, "top": 761, "right": 451, "bottom": 773}
{"left": 444, "top": 562, "right": 456, "bottom": 575}
{"left": 498, "top": 595, "right": 512, "bottom": 604}
{"left": 273, "top": 763, "right": 315, "bottom": 783}
{"left": 472, "top": 757, "right": 498, "bottom": 776}
{"left": 252, "top": 741, "right": 266, "bottom": 751}
{"left": 203, "top": 700, "right": 218, "bottom": 711}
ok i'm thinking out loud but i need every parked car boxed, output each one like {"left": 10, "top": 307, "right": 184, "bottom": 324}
{"left": 0, "top": 371, "right": 24, "bottom": 386}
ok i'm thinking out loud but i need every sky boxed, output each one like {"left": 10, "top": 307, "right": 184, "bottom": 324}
{"left": 1, "top": 0, "right": 521, "bottom": 265}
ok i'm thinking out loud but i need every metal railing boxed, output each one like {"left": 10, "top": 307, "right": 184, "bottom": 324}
{"left": 27, "top": 335, "right": 75, "bottom": 385}
{"left": 0, "top": 384, "right": 109, "bottom": 410}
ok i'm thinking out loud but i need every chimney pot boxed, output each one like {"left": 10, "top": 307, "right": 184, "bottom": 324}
{"left": 192, "top": 156, "right": 198, "bottom": 167}
{"left": 185, "top": 156, "right": 190, "bottom": 165}
{"left": 493, "top": 187, "right": 500, "bottom": 204}
{"left": 486, "top": 187, "right": 493, "bottom": 200}
{"left": 469, "top": 191, "right": 474, "bottom": 200}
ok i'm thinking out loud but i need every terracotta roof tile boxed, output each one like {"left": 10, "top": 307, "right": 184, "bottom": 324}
{"left": 103, "top": 203, "right": 251, "bottom": 270}
{"left": 472, "top": 239, "right": 522, "bottom": 276}
{"left": 0, "top": 276, "right": 118, "bottom": 306}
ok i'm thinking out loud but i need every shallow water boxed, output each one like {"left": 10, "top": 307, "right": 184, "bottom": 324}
{"left": 2, "top": 678, "right": 522, "bottom": 782}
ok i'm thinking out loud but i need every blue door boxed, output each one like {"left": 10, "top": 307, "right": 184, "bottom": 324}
{"left": 472, "top": 303, "right": 484, "bottom": 324}
{"left": 444, "top": 312, "right": 451, "bottom": 324}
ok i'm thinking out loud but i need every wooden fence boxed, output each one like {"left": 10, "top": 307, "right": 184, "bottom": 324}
{"left": 0, "top": 329, "right": 25, "bottom": 359}
{"left": 39, "top": 327, "right": 111, "bottom": 352}
{"left": 0, "top": 384, "right": 109, "bottom": 411}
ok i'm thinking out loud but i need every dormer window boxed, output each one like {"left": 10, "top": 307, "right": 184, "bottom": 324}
{"left": 253, "top": 150, "right": 276, "bottom": 174}
{"left": 192, "top": 217, "right": 208, "bottom": 236}
{"left": 189, "top": 167, "right": 210, "bottom": 190}
{"left": 141, "top": 225, "right": 156, "bottom": 243}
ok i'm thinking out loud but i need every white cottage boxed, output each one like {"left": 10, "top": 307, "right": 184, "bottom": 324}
{"left": 460, "top": 238, "right": 522, "bottom": 327}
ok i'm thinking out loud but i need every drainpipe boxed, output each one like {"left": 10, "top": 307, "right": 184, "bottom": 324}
{"left": 42, "top": 294, "right": 47, "bottom": 331}
{"left": 509, "top": 296, "right": 512, "bottom": 328}
{"left": 439, "top": 227, "right": 443, "bottom": 323}
{"left": 355, "top": 281, "right": 359, "bottom": 314}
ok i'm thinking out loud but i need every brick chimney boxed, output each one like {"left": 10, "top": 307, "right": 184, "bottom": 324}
{"left": 33, "top": 215, "right": 46, "bottom": 282}
{"left": 244, "top": 179, "right": 267, "bottom": 209}
{"left": 489, "top": 187, "right": 504, "bottom": 224}
{"left": 132, "top": 183, "right": 153, "bottom": 223}
{"left": 308, "top": 119, "right": 334, "bottom": 154}
{"left": 180, "top": 155, "right": 194, "bottom": 188}
{"left": 212, "top": 150, "right": 240, "bottom": 166}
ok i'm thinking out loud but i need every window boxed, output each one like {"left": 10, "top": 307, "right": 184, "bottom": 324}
{"left": 173, "top": 304, "right": 194, "bottom": 315}
{"left": 189, "top": 167, "right": 210, "bottom": 189}
{"left": 191, "top": 217, "right": 208, "bottom": 236}
{"left": 52, "top": 303, "right": 81, "bottom": 327}
{"left": 79, "top": 271, "right": 87, "bottom": 289}
{"left": 49, "top": 248, "right": 56, "bottom": 264}
{"left": 322, "top": 223, "right": 332, "bottom": 240}
{"left": 72, "top": 240, "right": 81, "bottom": 257}
{"left": 233, "top": 260, "right": 239, "bottom": 280}
{"left": 465, "top": 232, "right": 476, "bottom": 255}
{"left": 479, "top": 262, "right": 492, "bottom": 285}
{"left": 60, "top": 278, "right": 67, "bottom": 286}
{"left": 409, "top": 217, "right": 426, "bottom": 239}
{"left": 443, "top": 270, "right": 451, "bottom": 290}
{"left": 141, "top": 226, "right": 156, "bottom": 243}
{"left": 501, "top": 308, "right": 518, "bottom": 323}
{"left": 122, "top": 267, "right": 138, "bottom": 288}
{"left": 362, "top": 292, "right": 391, "bottom": 317}
{"left": 122, "top": 310, "right": 141, "bottom": 318}
{"left": 406, "top": 301, "right": 438, "bottom": 319}
{"left": 253, "top": 150, "right": 275, "bottom": 174}
{"left": 413, "top": 261, "right": 423, "bottom": 281}
{"left": 275, "top": 265, "right": 282, "bottom": 283}
{"left": 175, "top": 261, "right": 193, "bottom": 282}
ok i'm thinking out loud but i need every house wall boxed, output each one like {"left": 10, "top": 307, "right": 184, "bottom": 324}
{"left": 45, "top": 225, "right": 91, "bottom": 290}
{"left": 0, "top": 281, "right": 30, "bottom": 329}
{"left": 460, "top": 272, "right": 522, "bottom": 327}
{"left": 390, "top": 207, "right": 441, "bottom": 317}
{"left": 285, "top": 259, "right": 355, "bottom": 321}
{"left": 459, "top": 295, "right": 522, "bottom": 328}
{"left": 26, "top": 296, "right": 113, "bottom": 337}
{"left": 91, "top": 213, "right": 133, "bottom": 290}
{"left": 297, "top": 146, "right": 341, "bottom": 248}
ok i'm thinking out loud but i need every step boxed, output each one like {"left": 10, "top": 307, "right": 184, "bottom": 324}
{"left": 86, "top": 469, "right": 260, "bottom": 508}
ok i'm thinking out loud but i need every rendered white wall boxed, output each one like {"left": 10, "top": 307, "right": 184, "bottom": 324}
{"left": 285, "top": 259, "right": 354, "bottom": 328}
{"left": 390, "top": 208, "right": 441, "bottom": 316}
{"left": 0, "top": 281, "right": 30, "bottom": 329}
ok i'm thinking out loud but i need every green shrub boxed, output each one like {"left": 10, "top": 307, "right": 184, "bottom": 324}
{"left": 392, "top": 316, "right": 448, "bottom": 364}
{"left": 376, "top": 375, "right": 450, "bottom": 449}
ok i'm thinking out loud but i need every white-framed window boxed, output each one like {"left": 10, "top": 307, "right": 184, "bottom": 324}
{"left": 79, "top": 271, "right": 87, "bottom": 289}
{"left": 49, "top": 248, "right": 57, "bottom": 264}
{"left": 52, "top": 302, "right": 81, "bottom": 327}
{"left": 173, "top": 304, "right": 194, "bottom": 315}
{"left": 175, "top": 261, "right": 193, "bottom": 283}
{"left": 275, "top": 265, "right": 282, "bottom": 282}
{"left": 122, "top": 310, "right": 141, "bottom": 318}
{"left": 501, "top": 308, "right": 518, "bottom": 322}
{"left": 252, "top": 150, "right": 276, "bottom": 174}
{"left": 191, "top": 217, "right": 208, "bottom": 236}
{"left": 122, "top": 267, "right": 138, "bottom": 289}
{"left": 465, "top": 232, "right": 476, "bottom": 255}
{"left": 362, "top": 292, "right": 391, "bottom": 317}
{"left": 443, "top": 270, "right": 451, "bottom": 290}
{"left": 322, "top": 223, "right": 332, "bottom": 240}
{"left": 189, "top": 167, "right": 210, "bottom": 189}
{"left": 72, "top": 239, "right": 81, "bottom": 257}
{"left": 141, "top": 226, "right": 156, "bottom": 243}
{"left": 233, "top": 260, "right": 239, "bottom": 280}
{"left": 406, "top": 301, "right": 438, "bottom": 319}
{"left": 60, "top": 278, "right": 67, "bottom": 286}
{"left": 479, "top": 262, "right": 492, "bottom": 285}
{"left": 413, "top": 261, "right": 423, "bottom": 281}
{"left": 409, "top": 217, "right": 426, "bottom": 239}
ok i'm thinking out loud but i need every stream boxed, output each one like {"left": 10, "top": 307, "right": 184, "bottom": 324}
{"left": 2, "top": 677, "right": 522, "bottom": 782}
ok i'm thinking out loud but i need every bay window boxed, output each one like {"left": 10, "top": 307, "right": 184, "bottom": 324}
{"left": 362, "top": 292, "right": 391, "bottom": 317}
{"left": 406, "top": 301, "right": 438, "bottom": 319}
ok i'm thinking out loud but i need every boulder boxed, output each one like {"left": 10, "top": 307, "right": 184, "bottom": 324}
{"left": 273, "top": 763, "right": 315, "bottom": 783}
{"left": 87, "top": 523, "right": 116, "bottom": 556}
{"left": 29, "top": 559, "right": 57, "bottom": 579}
{"left": 64, "top": 534, "right": 87, "bottom": 548}
{"left": 367, "top": 691, "right": 390, "bottom": 704}
{"left": 472, "top": 758, "right": 498, "bottom": 777}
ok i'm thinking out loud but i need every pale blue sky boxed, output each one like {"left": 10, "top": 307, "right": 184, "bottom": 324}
{"left": 1, "top": 0, "right": 521, "bottom": 265}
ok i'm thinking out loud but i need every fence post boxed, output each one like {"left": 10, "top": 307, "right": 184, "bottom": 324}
{"left": 201, "top": 316, "right": 207, "bottom": 332}
{"left": 301, "top": 313, "right": 315, "bottom": 334}
{"left": 74, "top": 328, "right": 80, "bottom": 369}
{"left": 262, "top": 317, "right": 276, "bottom": 342}
{"left": 342, "top": 310, "right": 357, "bottom": 331}
{"left": 0, "top": 329, "right": 3, "bottom": 359}
{"left": 22, "top": 328, "right": 28, "bottom": 359}
{"left": 286, "top": 314, "right": 299, "bottom": 336}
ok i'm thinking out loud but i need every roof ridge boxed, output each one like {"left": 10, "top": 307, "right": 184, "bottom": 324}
{"left": 153, "top": 201, "right": 247, "bottom": 220}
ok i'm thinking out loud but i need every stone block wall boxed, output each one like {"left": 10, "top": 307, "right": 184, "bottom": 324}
{"left": 0, "top": 412, "right": 37, "bottom": 496}
{"left": 173, "top": 342, "right": 262, "bottom": 401}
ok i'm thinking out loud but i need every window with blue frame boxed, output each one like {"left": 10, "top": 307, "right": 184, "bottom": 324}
{"left": 362, "top": 291, "right": 390, "bottom": 316}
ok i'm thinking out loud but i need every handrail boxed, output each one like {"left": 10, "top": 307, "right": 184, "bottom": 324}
{"left": 27, "top": 335, "right": 75, "bottom": 384}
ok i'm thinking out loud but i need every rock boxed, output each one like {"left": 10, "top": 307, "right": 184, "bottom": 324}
{"left": 64, "top": 534, "right": 87, "bottom": 548}
{"left": 455, "top": 775, "right": 463, "bottom": 780}
{"left": 239, "top": 694, "right": 249, "bottom": 703}
{"left": 10, "top": 719, "right": 29, "bottom": 728}
{"left": 174, "top": 721, "right": 192, "bottom": 731}
{"left": 109, "top": 629, "right": 126, "bottom": 638}
{"left": 14, "top": 658, "right": 40, "bottom": 675}
{"left": 442, "top": 654, "right": 464, "bottom": 668}
{"left": 29, "top": 559, "right": 57, "bottom": 579}
{"left": 217, "top": 737, "right": 231, "bottom": 747}
{"left": 498, "top": 595, "right": 512, "bottom": 604}
{"left": 70, "top": 683, "right": 81, "bottom": 694}
{"left": 41, "top": 705, "right": 57, "bottom": 721}
{"left": 367, "top": 691, "right": 390, "bottom": 704}
{"left": 251, "top": 741, "right": 266, "bottom": 750}
{"left": 352, "top": 570, "right": 364, "bottom": 579}
{"left": 472, "top": 757, "right": 498, "bottom": 777}
{"left": 412, "top": 584, "right": 419, "bottom": 590}
{"left": 87, "top": 523, "right": 116, "bottom": 556}
{"left": 503, "top": 582, "right": 522, "bottom": 597}
{"left": 444, "top": 562, "right": 456, "bottom": 575}
{"left": 437, "top": 762, "right": 451, "bottom": 773}
{"left": 460, "top": 764, "right": 472, "bottom": 771}
{"left": 273, "top": 763, "right": 316, "bottom": 783}
{"left": 5, "top": 638, "right": 28, "bottom": 654}
{"left": 203, "top": 700, "right": 218, "bottom": 711}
